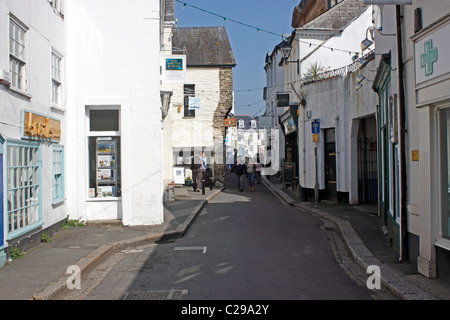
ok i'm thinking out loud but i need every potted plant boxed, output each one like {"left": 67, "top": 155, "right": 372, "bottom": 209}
{"left": 185, "top": 176, "right": 193, "bottom": 186}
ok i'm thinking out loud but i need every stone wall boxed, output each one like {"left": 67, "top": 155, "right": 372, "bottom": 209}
{"left": 213, "top": 68, "right": 233, "bottom": 185}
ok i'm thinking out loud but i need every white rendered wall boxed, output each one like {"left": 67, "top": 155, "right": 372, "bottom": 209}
{"left": 65, "top": 0, "right": 163, "bottom": 226}
{"left": 162, "top": 67, "right": 221, "bottom": 184}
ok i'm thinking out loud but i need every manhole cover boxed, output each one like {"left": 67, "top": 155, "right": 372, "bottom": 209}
{"left": 123, "top": 289, "right": 188, "bottom": 300}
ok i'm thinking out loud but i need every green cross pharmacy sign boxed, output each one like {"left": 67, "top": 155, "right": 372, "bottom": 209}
{"left": 420, "top": 40, "right": 438, "bottom": 77}
{"left": 415, "top": 22, "right": 450, "bottom": 86}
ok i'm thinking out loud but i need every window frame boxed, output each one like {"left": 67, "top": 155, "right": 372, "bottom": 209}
{"left": 51, "top": 144, "right": 64, "bottom": 204}
{"left": 9, "top": 16, "right": 28, "bottom": 92}
{"left": 86, "top": 106, "right": 121, "bottom": 200}
{"left": 4, "top": 139, "right": 43, "bottom": 240}
{"left": 183, "top": 84, "right": 196, "bottom": 118}
{"left": 51, "top": 50, "right": 63, "bottom": 108}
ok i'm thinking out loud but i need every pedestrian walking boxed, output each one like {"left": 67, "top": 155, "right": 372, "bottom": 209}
{"left": 190, "top": 151, "right": 202, "bottom": 192}
{"left": 255, "top": 156, "right": 262, "bottom": 184}
{"left": 201, "top": 151, "right": 208, "bottom": 190}
{"left": 247, "top": 158, "right": 256, "bottom": 192}
{"left": 235, "top": 155, "right": 246, "bottom": 192}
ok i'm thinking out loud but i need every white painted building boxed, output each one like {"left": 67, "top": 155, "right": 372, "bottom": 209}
{"left": 281, "top": 0, "right": 377, "bottom": 203}
{"left": 160, "top": 21, "right": 235, "bottom": 193}
{"left": 64, "top": 0, "right": 163, "bottom": 226}
{"left": 0, "top": 0, "right": 67, "bottom": 265}
{"left": 371, "top": 0, "right": 450, "bottom": 281}
{"left": 263, "top": 42, "right": 288, "bottom": 173}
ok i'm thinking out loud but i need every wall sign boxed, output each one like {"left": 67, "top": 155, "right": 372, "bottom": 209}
{"left": 23, "top": 111, "right": 61, "bottom": 141}
{"left": 311, "top": 120, "right": 320, "bottom": 134}
{"left": 188, "top": 97, "right": 201, "bottom": 110}
{"left": 162, "top": 55, "right": 186, "bottom": 83}
{"left": 415, "top": 22, "right": 450, "bottom": 85}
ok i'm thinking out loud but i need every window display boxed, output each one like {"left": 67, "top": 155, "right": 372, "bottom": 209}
{"left": 94, "top": 138, "right": 118, "bottom": 197}
{"left": 87, "top": 108, "right": 121, "bottom": 198}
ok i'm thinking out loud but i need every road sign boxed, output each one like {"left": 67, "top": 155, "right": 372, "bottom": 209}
{"left": 312, "top": 134, "right": 318, "bottom": 143}
{"left": 311, "top": 120, "right": 320, "bottom": 134}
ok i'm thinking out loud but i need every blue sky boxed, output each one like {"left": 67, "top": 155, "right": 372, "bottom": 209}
{"left": 174, "top": 0, "right": 300, "bottom": 117}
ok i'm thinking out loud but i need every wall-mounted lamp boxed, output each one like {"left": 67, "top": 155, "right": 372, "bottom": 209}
{"left": 361, "top": 27, "right": 374, "bottom": 52}
{"left": 361, "top": 26, "right": 397, "bottom": 53}
{"left": 355, "top": 83, "right": 363, "bottom": 91}
{"left": 160, "top": 90, "right": 173, "bottom": 120}
{"left": 279, "top": 41, "right": 300, "bottom": 74}
{"left": 357, "top": 75, "right": 365, "bottom": 84}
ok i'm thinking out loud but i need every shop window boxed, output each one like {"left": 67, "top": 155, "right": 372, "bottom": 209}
{"left": 5, "top": 140, "right": 42, "bottom": 238}
{"left": 51, "top": 144, "right": 64, "bottom": 204}
{"left": 439, "top": 108, "right": 450, "bottom": 239}
{"left": 87, "top": 108, "right": 121, "bottom": 198}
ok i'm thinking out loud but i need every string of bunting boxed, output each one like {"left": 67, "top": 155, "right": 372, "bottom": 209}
{"left": 175, "top": 0, "right": 360, "bottom": 55}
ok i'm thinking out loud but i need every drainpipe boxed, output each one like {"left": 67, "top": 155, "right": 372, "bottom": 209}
{"left": 396, "top": 5, "right": 408, "bottom": 262}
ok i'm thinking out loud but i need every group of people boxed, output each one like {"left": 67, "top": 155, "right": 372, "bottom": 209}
{"left": 190, "top": 151, "right": 262, "bottom": 193}
{"left": 234, "top": 155, "right": 262, "bottom": 192}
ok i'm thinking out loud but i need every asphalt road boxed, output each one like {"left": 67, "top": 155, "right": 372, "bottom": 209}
{"left": 79, "top": 176, "right": 380, "bottom": 301}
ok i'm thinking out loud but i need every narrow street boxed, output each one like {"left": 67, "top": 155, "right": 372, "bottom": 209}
{"left": 62, "top": 173, "right": 395, "bottom": 301}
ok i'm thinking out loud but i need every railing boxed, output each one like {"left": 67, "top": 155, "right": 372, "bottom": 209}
{"left": 300, "top": 50, "right": 375, "bottom": 86}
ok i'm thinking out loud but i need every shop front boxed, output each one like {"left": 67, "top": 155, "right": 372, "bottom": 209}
{"left": 1, "top": 110, "right": 67, "bottom": 256}
{"left": 412, "top": 14, "right": 450, "bottom": 279}
{"left": 279, "top": 104, "right": 299, "bottom": 187}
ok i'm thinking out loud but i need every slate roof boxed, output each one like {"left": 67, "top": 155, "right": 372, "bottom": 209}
{"left": 301, "top": 0, "right": 369, "bottom": 30}
{"left": 172, "top": 27, "right": 236, "bottom": 67}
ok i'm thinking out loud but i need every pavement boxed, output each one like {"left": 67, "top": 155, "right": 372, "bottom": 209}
{"left": 0, "top": 172, "right": 449, "bottom": 300}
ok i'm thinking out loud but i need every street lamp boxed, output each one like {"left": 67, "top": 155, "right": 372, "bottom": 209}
{"left": 279, "top": 41, "right": 299, "bottom": 74}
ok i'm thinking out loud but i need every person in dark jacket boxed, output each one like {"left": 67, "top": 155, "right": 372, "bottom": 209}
{"left": 235, "top": 155, "right": 246, "bottom": 192}
{"left": 247, "top": 158, "right": 256, "bottom": 192}
{"left": 190, "top": 151, "right": 202, "bottom": 192}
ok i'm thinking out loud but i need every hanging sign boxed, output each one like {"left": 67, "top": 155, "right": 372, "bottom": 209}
{"left": 225, "top": 118, "right": 237, "bottom": 127}
{"left": 23, "top": 111, "right": 61, "bottom": 141}
{"left": 283, "top": 118, "right": 297, "bottom": 135}
{"left": 276, "top": 93, "right": 290, "bottom": 108}
{"left": 162, "top": 55, "right": 186, "bottom": 83}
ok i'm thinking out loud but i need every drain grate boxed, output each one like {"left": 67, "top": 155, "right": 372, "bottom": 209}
{"left": 123, "top": 289, "right": 188, "bottom": 300}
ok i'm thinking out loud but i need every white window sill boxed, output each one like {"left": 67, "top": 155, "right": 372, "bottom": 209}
{"left": 435, "top": 238, "right": 450, "bottom": 251}
{"left": 86, "top": 197, "right": 122, "bottom": 202}
{"left": 51, "top": 105, "right": 65, "bottom": 113}
{"left": 9, "top": 86, "right": 32, "bottom": 99}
